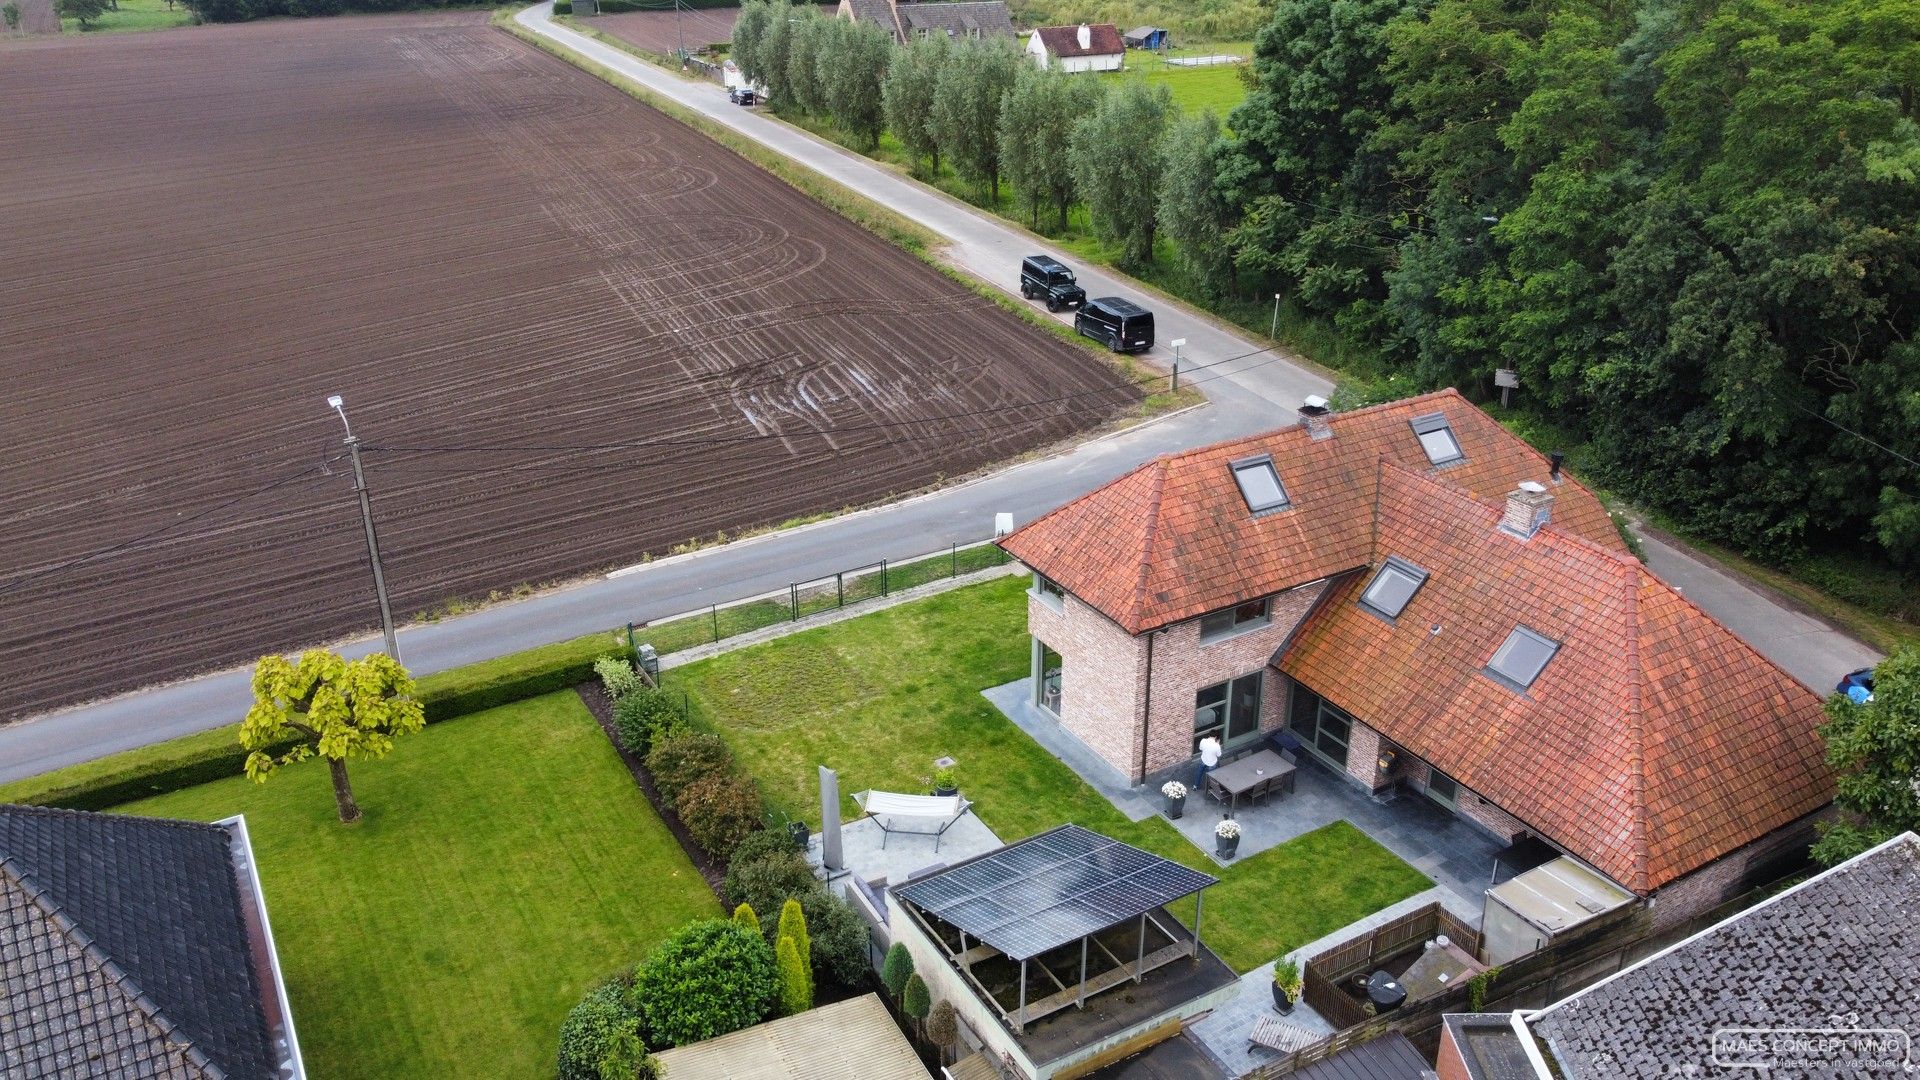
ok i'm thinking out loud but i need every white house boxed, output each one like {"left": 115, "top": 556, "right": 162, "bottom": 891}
{"left": 1027, "top": 23, "right": 1124, "bottom": 72}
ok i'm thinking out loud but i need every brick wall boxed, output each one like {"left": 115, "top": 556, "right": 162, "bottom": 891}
{"left": 1647, "top": 810, "right": 1826, "bottom": 931}
{"left": 1436, "top": 1022, "right": 1471, "bottom": 1080}
{"left": 1026, "top": 586, "right": 1147, "bottom": 780}
{"left": 1344, "top": 720, "right": 1384, "bottom": 789}
{"left": 1456, "top": 790, "right": 1528, "bottom": 843}
{"left": 1138, "top": 580, "right": 1331, "bottom": 777}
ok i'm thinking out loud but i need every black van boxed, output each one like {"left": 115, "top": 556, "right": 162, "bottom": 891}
{"left": 1019, "top": 255, "right": 1087, "bottom": 312}
{"left": 1075, "top": 297, "right": 1154, "bottom": 353}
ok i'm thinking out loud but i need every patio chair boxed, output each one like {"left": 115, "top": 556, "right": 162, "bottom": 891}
{"left": 1249, "top": 1014, "right": 1318, "bottom": 1054}
{"left": 854, "top": 790, "right": 972, "bottom": 852}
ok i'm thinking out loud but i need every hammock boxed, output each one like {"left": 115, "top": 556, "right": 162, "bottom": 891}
{"left": 854, "top": 790, "right": 973, "bottom": 851}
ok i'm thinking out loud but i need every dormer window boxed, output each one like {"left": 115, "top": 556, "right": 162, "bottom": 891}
{"left": 1358, "top": 557, "right": 1429, "bottom": 620}
{"left": 1410, "top": 412, "right": 1463, "bottom": 466}
{"left": 1487, "top": 625, "right": 1560, "bottom": 691}
{"left": 1230, "top": 455, "right": 1289, "bottom": 514}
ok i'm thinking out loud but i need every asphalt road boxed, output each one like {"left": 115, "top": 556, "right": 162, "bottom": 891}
{"left": 0, "top": 7, "right": 1877, "bottom": 783}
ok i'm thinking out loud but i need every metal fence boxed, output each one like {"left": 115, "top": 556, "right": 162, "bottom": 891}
{"left": 630, "top": 539, "right": 1015, "bottom": 656}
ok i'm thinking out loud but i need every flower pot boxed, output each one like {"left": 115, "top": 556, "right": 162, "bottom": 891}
{"left": 1216, "top": 832, "right": 1240, "bottom": 859}
{"left": 933, "top": 785, "right": 958, "bottom": 798}
{"left": 1166, "top": 794, "right": 1186, "bottom": 819}
{"left": 787, "top": 820, "right": 810, "bottom": 852}
{"left": 1272, "top": 983, "right": 1294, "bottom": 1013}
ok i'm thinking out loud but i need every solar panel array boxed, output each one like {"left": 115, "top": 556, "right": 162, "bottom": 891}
{"left": 896, "top": 824, "right": 1219, "bottom": 961}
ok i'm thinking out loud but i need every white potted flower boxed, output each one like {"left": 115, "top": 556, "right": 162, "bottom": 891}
{"left": 1214, "top": 817, "right": 1242, "bottom": 859}
{"left": 1161, "top": 780, "right": 1188, "bottom": 819}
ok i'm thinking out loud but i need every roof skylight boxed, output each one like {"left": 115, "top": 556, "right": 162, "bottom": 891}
{"left": 1487, "top": 626, "right": 1560, "bottom": 691}
{"left": 1410, "top": 412, "right": 1464, "bottom": 466}
{"left": 1359, "top": 557, "right": 1429, "bottom": 619}
{"left": 1230, "top": 455, "right": 1289, "bottom": 513}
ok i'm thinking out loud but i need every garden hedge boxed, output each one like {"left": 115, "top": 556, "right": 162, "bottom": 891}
{"left": 0, "top": 631, "right": 632, "bottom": 811}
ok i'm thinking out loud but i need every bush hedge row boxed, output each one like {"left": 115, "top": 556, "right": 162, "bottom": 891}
{"left": 1, "top": 632, "right": 631, "bottom": 812}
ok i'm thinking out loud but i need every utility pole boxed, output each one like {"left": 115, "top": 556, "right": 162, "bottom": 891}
{"left": 327, "top": 395, "right": 400, "bottom": 662}
{"left": 675, "top": 0, "right": 684, "bottom": 63}
{"left": 1169, "top": 338, "right": 1185, "bottom": 392}
{"left": 1270, "top": 293, "right": 1281, "bottom": 340}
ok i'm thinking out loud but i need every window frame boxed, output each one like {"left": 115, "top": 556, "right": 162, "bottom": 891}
{"left": 1485, "top": 625, "right": 1561, "bottom": 691}
{"left": 1357, "top": 557, "right": 1430, "bottom": 621}
{"left": 1032, "top": 572, "right": 1066, "bottom": 612}
{"left": 1229, "top": 453, "right": 1290, "bottom": 514}
{"left": 1199, "top": 596, "right": 1272, "bottom": 643}
{"left": 1409, "top": 412, "right": 1464, "bottom": 466}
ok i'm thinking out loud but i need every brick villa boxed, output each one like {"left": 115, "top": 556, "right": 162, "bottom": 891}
{"left": 999, "top": 390, "right": 1834, "bottom": 919}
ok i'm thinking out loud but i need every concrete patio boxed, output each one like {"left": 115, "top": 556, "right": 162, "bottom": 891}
{"left": 806, "top": 807, "right": 1004, "bottom": 889}
{"left": 985, "top": 679, "right": 1504, "bottom": 922}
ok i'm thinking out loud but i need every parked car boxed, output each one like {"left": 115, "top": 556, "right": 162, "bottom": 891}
{"left": 1074, "top": 296, "right": 1154, "bottom": 353}
{"left": 1836, "top": 666, "right": 1876, "bottom": 702}
{"left": 729, "top": 86, "right": 758, "bottom": 106}
{"left": 1020, "top": 255, "right": 1087, "bottom": 312}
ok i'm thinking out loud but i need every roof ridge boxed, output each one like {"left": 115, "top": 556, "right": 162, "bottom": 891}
{"left": 0, "top": 856, "right": 224, "bottom": 1079}
{"left": 1375, "top": 457, "right": 1636, "bottom": 569}
{"left": 1622, "top": 569, "right": 1650, "bottom": 894}
{"left": 1127, "top": 461, "right": 1170, "bottom": 632}
{"left": 1135, "top": 387, "right": 1463, "bottom": 474}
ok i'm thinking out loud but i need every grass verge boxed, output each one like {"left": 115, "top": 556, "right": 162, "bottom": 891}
{"left": 64, "top": 0, "right": 194, "bottom": 32}
{"left": 663, "top": 576, "right": 1430, "bottom": 970}
{"left": 119, "top": 691, "right": 718, "bottom": 1079}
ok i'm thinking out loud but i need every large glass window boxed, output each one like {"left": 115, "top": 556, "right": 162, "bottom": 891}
{"left": 1288, "top": 681, "right": 1353, "bottom": 767}
{"left": 1229, "top": 455, "right": 1289, "bottom": 513}
{"left": 1200, "top": 597, "right": 1271, "bottom": 642}
{"left": 1410, "top": 412, "right": 1464, "bottom": 466}
{"left": 1194, "top": 672, "right": 1263, "bottom": 751}
{"left": 1425, "top": 769, "right": 1458, "bottom": 810}
{"left": 1487, "top": 626, "right": 1560, "bottom": 691}
{"left": 1037, "top": 643, "right": 1063, "bottom": 714}
{"left": 1358, "top": 557, "right": 1429, "bottom": 620}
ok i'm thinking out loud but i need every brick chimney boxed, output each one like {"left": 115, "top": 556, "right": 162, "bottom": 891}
{"left": 1077, "top": 23, "right": 1092, "bottom": 49}
{"left": 1500, "top": 481, "right": 1554, "bottom": 538}
{"left": 1298, "top": 395, "right": 1332, "bottom": 441}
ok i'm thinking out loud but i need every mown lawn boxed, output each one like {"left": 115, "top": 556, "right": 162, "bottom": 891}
{"left": 1105, "top": 44, "right": 1255, "bottom": 116}
{"left": 664, "top": 576, "right": 1429, "bottom": 972}
{"left": 65, "top": 0, "right": 195, "bottom": 32}
{"left": 119, "top": 691, "right": 718, "bottom": 1080}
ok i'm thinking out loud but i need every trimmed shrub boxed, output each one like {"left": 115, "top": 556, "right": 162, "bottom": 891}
{"left": 775, "top": 935, "right": 812, "bottom": 1015}
{"left": 728, "top": 827, "right": 800, "bottom": 873}
{"left": 881, "top": 942, "right": 914, "bottom": 999}
{"left": 594, "top": 656, "right": 645, "bottom": 700}
{"left": 675, "top": 772, "right": 765, "bottom": 861}
{"left": 732, "top": 902, "right": 761, "bottom": 935}
{"left": 927, "top": 1000, "right": 957, "bottom": 1050}
{"left": 415, "top": 632, "right": 627, "bottom": 723}
{"left": 553, "top": 0, "right": 571, "bottom": 11}
{"left": 634, "top": 919, "right": 777, "bottom": 1048}
{"left": 798, "top": 886, "right": 870, "bottom": 989}
{"left": 612, "top": 687, "right": 682, "bottom": 758}
{"left": 776, "top": 898, "right": 810, "bottom": 965}
{"left": 558, "top": 979, "right": 647, "bottom": 1080}
{"left": 646, "top": 731, "right": 733, "bottom": 803}
{"left": 902, "top": 973, "right": 930, "bottom": 1020}
{"left": 725, "top": 849, "right": 816, "bottom": 917}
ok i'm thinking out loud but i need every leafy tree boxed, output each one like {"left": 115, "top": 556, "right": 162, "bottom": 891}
{"left": 730, "top": 0, "right": 773, "bottom": 88}
{"left": 1158, "top": 110, "right": 1236, "bottom": 296}
{"left": 823, "top": 18, "right": 892, "bottom": 149}
{"left": 1814, "top": 649, "right": 1920, "bottom": 865}
{"left": 880, "top": 942, "right": 914, "bottom": 999}
{"left": 901, "top": 973, "right": 931, "bottom": 1021}
{"left": 239, "top": 650, "right": 424, "bottom": 824}
{"left": 932, "top": 40, "right": 1023, "bottom": 200}
{"left": 733, "top": 902, "right": 762, "bottom": 935}
{"left": 784, "top": 8, "right": 829, "bottom": 115}
{"left": 1000, "top": 65, "right": 1100, "bottom": 229}
{"left": 883, "top": 31, "right": 950, "bottom": 175}
{"left": 559, "top": 980, "right": 661, "bottom": 1080}
{"left": 3, "top": 3, "right": 22, "bottom": 31}
{"left": 634, "top": 919, "right": 777, "bottom": 1048}
{"left": 58, "top": 0, "right": 109, "bottom": 29}
{"left": 775, "top": 935, "right": 812, "bottom": 1015}
{"left": 1070, "top": 81, "right": 1173, "bottom": 266}
{"left": 756, "top": 0, "right": 796, "bottom": 107}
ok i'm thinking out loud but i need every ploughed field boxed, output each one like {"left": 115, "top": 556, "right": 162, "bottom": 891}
{"left": 0, "top": 13, "right": 1136, "bottom": 722}
{"left": 589, "top": 5, "right": 751, "bottom": 55}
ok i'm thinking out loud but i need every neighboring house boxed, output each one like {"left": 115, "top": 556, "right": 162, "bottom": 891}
{"left": 835, "top": 0, "right": 1015, "bottom": 45}
{"left": 1122, "top": 25, "right": 1169, "bottom": 49}
{"left": 655, "top": 994, "right": 928, "bottom": 1079}
{"left": 0, "top": 804, "right": 303, "bottom": 1079}
{"left": 999, "top": 389, "right": 1833, "bottom": 928}
{"left": 1438, "top": 831, "right": 1920, "bottom": 1078}
{"left": 1028, "top": 23, "right": 1125, "bottom": 71}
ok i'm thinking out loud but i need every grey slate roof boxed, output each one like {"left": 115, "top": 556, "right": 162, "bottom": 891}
{"left": 1290, "top": 1031, "right": 1432, "bottom": 1080}
{"left": 1531, "top": 832, "right": 1920, "bottom": 1078}
{"left": 898, "top": 0, "right": 1015, "bottom": 39}
{"left": 0, "top": 805, "right": 279, "bottom": 1079}
{"left": 840, "top": 0, "right": 900, "bottom": 40}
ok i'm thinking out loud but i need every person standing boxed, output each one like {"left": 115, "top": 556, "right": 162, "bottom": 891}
{"left": 1195, "top": 735, "right": 1222, "bottom": 796}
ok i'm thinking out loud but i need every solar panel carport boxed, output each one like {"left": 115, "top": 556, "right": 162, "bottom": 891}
{"left": 895, "top": 825, "right": 1218, "bottom": 1032}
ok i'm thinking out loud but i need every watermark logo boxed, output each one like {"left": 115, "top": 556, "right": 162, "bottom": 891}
{"left": 1712, "top": 1017, "right": 1912, "bottom": 1072}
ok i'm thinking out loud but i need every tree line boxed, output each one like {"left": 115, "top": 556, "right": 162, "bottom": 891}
{"left": 738, "top": 0, "right": 1919, "bottom": 583}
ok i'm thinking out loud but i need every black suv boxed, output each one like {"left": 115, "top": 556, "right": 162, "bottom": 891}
{"left": 1020, "top": 255, "right": 1087, "bottom": 312}
{"left": 1075, "top": 296, "right": 1154, "bottom": 353}
{"left": 729, "top": 86, "right": 758, "bottom": 106}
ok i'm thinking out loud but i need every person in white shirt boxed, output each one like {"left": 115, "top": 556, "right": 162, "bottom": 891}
{"left": 1195, "top": 735, "right": 1222, "bottom": 793}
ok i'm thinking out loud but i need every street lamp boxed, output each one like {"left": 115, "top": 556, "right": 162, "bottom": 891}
{"left": 1270, "top": 293, "right": 1282, "bottom": 340}
{"left": 327, "top": 394, "right": 400, "bottom": 662}
{"left": 1169, "top": 338, "right": 1186, "bottom": 392}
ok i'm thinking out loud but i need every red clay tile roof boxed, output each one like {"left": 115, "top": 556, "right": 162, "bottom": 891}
{"left": 1001, "top": 389, "right": 1622, "bottom": 634}
{"left": 1032, "top": 23, "right": 1125, "bottom": 57}
{"left": 1279, "top": 463, "right": 1832, "bottom": 892}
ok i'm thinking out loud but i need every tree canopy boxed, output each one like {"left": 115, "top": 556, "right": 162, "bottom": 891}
{"left": 239, "top": 649, "right": 425, "bottom": 823}
{"left": 1816, "top": 649, "right": 1920, "bottom": 865}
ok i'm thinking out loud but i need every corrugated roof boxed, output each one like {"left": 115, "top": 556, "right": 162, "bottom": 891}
{"left": 654, "top": 994, "right": 929, "bottom": 1079}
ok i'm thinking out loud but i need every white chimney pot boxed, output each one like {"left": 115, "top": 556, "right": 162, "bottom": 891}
{"left": 1077, "top": 23, "right": 1091, "bottom": 48}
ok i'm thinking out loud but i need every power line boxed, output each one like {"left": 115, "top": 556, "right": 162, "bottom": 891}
{"left": 1774, "top": 394, "right": 1920, "bottom": 470}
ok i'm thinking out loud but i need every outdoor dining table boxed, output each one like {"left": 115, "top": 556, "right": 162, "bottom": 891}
{"left": 1206, "top": 749, "right": 1295, "bottom": 808}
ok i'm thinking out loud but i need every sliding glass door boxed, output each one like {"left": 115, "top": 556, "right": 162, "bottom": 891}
{"left": 1288, "top": 681, "right": 1353, "bottom": 768}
